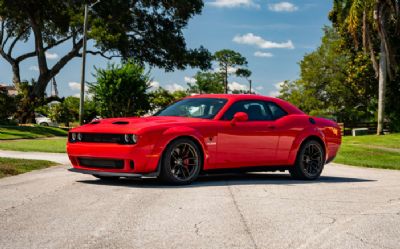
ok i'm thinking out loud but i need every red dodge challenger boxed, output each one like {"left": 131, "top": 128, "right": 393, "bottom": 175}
{"left": 67, "top": 94, "right": 341, "bottom": 184}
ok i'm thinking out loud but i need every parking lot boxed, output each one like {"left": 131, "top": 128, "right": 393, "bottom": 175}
{"left": 0, "top": 163, "right": 399, "bottom": 249}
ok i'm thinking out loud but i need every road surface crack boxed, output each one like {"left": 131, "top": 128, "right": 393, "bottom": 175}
{"left": 0, "top": 184, "right": 67, "bottom": 215}
{"left": 346, "top": 232, "right": 395, "bottom": 249}
{"left": 194, "top": 221, "right": 203, "bottom": 236}
{"left": 227, "top": 185, "right": 258, "bottom": 249}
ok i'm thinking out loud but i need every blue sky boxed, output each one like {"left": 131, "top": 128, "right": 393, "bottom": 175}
{"left": 0, "top": 0, "right": 332, "bottom": 97}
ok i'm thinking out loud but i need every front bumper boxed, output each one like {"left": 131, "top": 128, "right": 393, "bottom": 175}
{"left": 68, "top": 168, "right": 158, "bottom": 178}
{"left": 67, "top": 141, "right": 159, "bottom": 174}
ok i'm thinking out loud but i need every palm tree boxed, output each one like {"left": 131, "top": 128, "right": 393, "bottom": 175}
{"left": 331, "top": 0, "right": 399, "bottom": 134}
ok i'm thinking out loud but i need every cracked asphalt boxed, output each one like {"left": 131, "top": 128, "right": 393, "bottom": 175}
{"left": 0, "top": 163, "right": 399, "bottom": 249}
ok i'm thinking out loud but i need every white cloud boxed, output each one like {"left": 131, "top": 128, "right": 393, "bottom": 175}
{"left": 69, "top": 82, "right": 80, "bottom": 91}
{"left": 69, "top": 81, "right": 89, "bottom": 92}
{"left": 184, "top": 76, "right": 197, "bottom": 84}
{"left": 73, "top": 92, "right": 93, "bottom": 99}
{"left": 29, "top": 65, "right": 39, "bottom": 71}
{"left": 208, "top": 0, "right": 260, "bottom": 8}
{"left": 255, "top": 86, "right": 264, "bottom": 90}
{"left": 229, "top": 81, "right": 248, "bottom": 92}
{"left": 233, "top": 33, "right": 294, "bottom": 49}
{"left": 254, "top": 51, "right": 274, "bottom": 57}
{"left": 45, "top": 52, "right": 59, "bottom": 60}
{"left": 214, "top": 66, "right": 238, "bottom": 74}
{"left": 228, "top": 67, "right": 238, "bottom": 74}
{"left": 268, "top": 2, "right": 299, "bottom": 12}
{"left": 166, "top": 83, "right": 186, "bottom": 92}
{"left": 150, "top": 81, "right": 160, "bottom": 88}
{"left": 268, "top": 81, "right": 285, "bottom": 97}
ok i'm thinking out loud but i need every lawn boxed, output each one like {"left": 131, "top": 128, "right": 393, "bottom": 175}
{"left": 334, "top": 133, "right": 400, "bottom": 170}
{"left": 342, "top": 133, "right": 400, "bottom": 149}
{"left": 0, "top": 157, "right": 57, "bottom": 179}
{"left": 0, "top": 125, "right": 68, "bottom": 140}
{"left": 0, "top": 138, "right": 67, "bottom": 153}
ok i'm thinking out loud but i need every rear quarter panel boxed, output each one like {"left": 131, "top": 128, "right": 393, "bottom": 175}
{"left": 315, "top": 118, "right": 342, "bottom": 162}
{"left": 276, "top": 115, "right": 326, "bottom": 165}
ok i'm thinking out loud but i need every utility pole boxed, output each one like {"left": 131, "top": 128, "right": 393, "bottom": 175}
{"left": 79, "top": 3, "right": 89, "bottom": 125}
{"left": 249, "top": 79, "right": 252, "bottom": 94}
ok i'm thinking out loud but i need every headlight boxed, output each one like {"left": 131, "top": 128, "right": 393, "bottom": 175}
{"left": 131, "top": 134, "right": 138, "bottom": 144}
{"left": 71, "top": 133, "right": 77, "bottom": 142}
{"left": 124, "top": 134, "right": 131, "bottom": 143}
{"left": 123, "top": 134, "right": 138, "bottom": 144}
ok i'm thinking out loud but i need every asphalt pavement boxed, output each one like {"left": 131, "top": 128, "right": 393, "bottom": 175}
{"left": 0, "top": 160, "right": 399, "bottom": 249}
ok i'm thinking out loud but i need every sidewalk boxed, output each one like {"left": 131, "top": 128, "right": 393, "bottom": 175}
{"left": 0, "top": 150, "right": 69, "bottom": 164}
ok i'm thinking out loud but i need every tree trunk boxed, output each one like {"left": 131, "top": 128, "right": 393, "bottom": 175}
{"left": 11, "top": 62, "right": 21, "bottom": 90}
{"left": 377, "top": 40, "right": 387, "bottom": 135}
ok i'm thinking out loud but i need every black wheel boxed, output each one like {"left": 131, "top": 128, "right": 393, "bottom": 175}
{"left": 160, "top": 138, "right": 202, "bottom": 185}
{"left": 92, "top": 175, "right": 120, "bottom": 181}
{"left": 290, "top": 140, "right": 325, "bottom": 180}
{"left": 40, "top": 122, "right": 49, "bottom": 126}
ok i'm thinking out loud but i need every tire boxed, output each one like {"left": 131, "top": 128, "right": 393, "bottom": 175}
{"left": 160, "top": 138, "right": 202, "bottom": 185}
{"left": 290, "top": 140, "right": 325, "bottom": 180}
{"left": 92, "top": 175, "right": 120, "bottom": 181}
{"left": 40, "top": 122, "right": 49, "bottom": 126}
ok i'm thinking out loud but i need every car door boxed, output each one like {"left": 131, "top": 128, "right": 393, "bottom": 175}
{"left": 216, "top": 100, "right": 280, "bottom": 168}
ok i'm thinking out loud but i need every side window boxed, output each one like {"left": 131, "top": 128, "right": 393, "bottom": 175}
{"left": 222, "top": 100, "right": 274, "bottom": 121}
{"left": 222, "top": 101, "right": 247, "bottom": 120}
{"left": 266, "top": 102, "right": 287, "bottom": 120}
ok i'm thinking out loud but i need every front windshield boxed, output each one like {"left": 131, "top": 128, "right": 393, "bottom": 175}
{"left": 155, "top": 98, "right": 227, "bottom": 119}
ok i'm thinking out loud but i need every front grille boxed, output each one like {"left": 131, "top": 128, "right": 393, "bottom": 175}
{"left": 78, "top": 158, "right": 124, "bottom": 169}
{"left": 81, "top": 133, "right": 125, "bottom": 144}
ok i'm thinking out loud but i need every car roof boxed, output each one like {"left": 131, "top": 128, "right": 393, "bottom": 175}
{"left": 185, "top": 94, "right": 304, "bottom": 115}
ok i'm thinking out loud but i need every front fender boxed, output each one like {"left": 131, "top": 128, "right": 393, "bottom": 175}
{"left": 144, "top": 126, "right": 208, "bottom": 172}
{"left": 287, "top": 127, "right": 327, "bottom": 165}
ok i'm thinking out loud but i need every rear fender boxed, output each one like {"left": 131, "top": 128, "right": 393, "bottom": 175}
{"left": 287, "top": 127, "right": 327, "bottom": 165}
{"left": 144, "top": 126, "right": 208, "bottom": 172}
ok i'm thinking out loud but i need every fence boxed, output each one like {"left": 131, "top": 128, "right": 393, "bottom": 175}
{"left": 338, "top": 122, "right": 390, "bottom": 136}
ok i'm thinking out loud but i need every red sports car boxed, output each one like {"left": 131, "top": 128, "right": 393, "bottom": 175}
{"left": 67, "top": 94, "right": 341, "bottom": 184}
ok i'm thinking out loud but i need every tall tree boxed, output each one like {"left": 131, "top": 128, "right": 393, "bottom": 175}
{"left": 214, "top": 49, "right": 250, "bottom": 93}
{"left": 187, "top": 71, "right": 224, "bottom": 94}
{"left": 149, "top": 88, "right": 188, "bottom": 112}
{"left": 89, "top": 60, "right": 151, "bottom": 118}
{"left": 329, "top": 0, "right": 400, "bottom": 134}
{"left": 279, "top": 27, "right": 377, "bottom": 122}
{"left": 0, "top": 0, "right": 212, "bottom": 99}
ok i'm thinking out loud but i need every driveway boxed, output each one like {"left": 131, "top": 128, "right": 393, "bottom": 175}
{"left": 0, "top": 150, "right": 69, "bottom": 164}
{"left": 0, "top": 162, "right": 399, "bottom": 249}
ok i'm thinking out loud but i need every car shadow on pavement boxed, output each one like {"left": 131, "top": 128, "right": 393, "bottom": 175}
{"left": 76, "top": 172, "right": 375, "bottom": 189}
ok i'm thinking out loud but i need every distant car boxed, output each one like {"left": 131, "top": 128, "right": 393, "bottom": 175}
{"left": 67, "top": 94, "right": 341, "bottom": 185}
{"left": 35, "top": 113, "right": 58, "bottom": 127}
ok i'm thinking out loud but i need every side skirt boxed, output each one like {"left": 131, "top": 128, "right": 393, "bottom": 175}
{"left": 202, "top": 165, "right": 293, "bottom": 175}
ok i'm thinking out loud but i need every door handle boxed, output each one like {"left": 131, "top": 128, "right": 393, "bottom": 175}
{"left": 267, "top": 125, "right": 276, "bottom": 129}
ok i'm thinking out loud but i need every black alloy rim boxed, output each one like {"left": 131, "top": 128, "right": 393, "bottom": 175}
{"left": 170, "top": 143, "right": 199, "bottom": 180}
{"left": 302, "top": 143, "right": 323, "bottom": 177}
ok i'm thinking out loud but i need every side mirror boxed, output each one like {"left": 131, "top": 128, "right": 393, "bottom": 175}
{"left": 231, "top": 112, "right": 248, "bottom": 125}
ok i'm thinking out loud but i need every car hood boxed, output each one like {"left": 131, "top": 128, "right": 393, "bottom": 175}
{"left": 71, "top": 116, "right": 210, "bottom": 134}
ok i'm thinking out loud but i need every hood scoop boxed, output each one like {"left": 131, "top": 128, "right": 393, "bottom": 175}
{"left": 90, "top": 121, "right": 101, "bottom": 124}
{"left": 112, "top": 121, "right": 129, "bottom": 125}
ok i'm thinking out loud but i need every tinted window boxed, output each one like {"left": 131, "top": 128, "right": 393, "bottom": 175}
{"left": 266, "top": 102, "right": 287, "bottom": 120}
{"left": 222, "top": 100, "right": 287, "bottom": 121}
{"left": 155, "top": 98, "right": 227, "bottom": 119}
{"left": 222, "top": 100, "right": 273, "bottom": 121}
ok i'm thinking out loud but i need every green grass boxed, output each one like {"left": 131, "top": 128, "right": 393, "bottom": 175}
{"left": 0, "top": 125, "right": 68, "bottom": 140}
{"left": 0, "top": 138, "right": 67, "bottom": 153}
{"left": 334, "top": 133, "right": 400, "bottom": 170}
{"left": 342, "top": 133, "right": 400, "bottom": 149}
{"left": 0, "top": 157, "right": 57, "bottom": 179}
